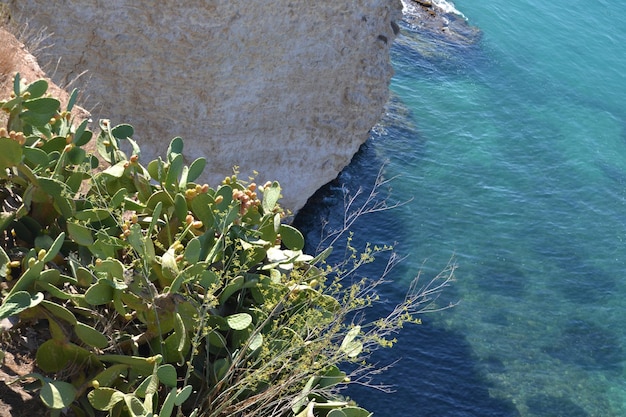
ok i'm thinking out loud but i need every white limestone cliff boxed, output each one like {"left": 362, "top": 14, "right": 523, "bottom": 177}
{"left": 7, "top": 0, "right": 402, "bottom": 213}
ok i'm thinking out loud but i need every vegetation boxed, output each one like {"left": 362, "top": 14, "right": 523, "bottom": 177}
{"left": 0, "top": 75, "right": 454, "bottom": 416}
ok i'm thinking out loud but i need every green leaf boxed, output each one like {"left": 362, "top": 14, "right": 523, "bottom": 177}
{"left": 160, "top": 331, "right": 190, "bottom": 364}
{"left": 157, "top": 364, "right": 178, "bottom": 388}
{"left": 40, "top": 136, "right": 67, "bottom": 153}
{"left": 317, "top": 365, "right": 347, "bottom": 389}
{"left": 110, "top": 188, "right": 128, "bottom": 209}
{"left": 161, "top": 246, "right": 179, "bottom": 281}
{"left": 23, "top": 97, "right": 59, "bottom": 113}
{"left": 66, "top": 88, "right": 78, "bottom": 112}
{"left": 279, "top": 224, "right": 305, "bottom": 251}
{"left": 219, "top": 275, "right": 244, "bottom": 304}
{"left": 73, "top": 119, "right": 92, "bottom": 146}
{"left": 37, "top": 178, "right": 75, "bottom": 218}
{"left": 88, "top": 387, "right": 125, "bottom": 411}
{"left": 0, "top": 246, "right": 10, "bottom": 277}
{"left": 332, "top": 407, "right": 372, "bottom": 417}
{"left": 226, "top": 313, "right": 252, "bottom": 330}
{"left": 248, "top": 333, "right": 263, "bottom": 351}
{"left": 22, "top": 97, "right": 60, "bottom": 126}
{"left": 74, "top": 209, "right": 113, "bottom": 223}
{"left": 212, "top": 357, "right": 230, "bottom": 382}
{"left": 165, "top": 153, "right": 183, "bottom": 188}
{"left": 40, "top": 379, "right": 77, "bottom": 410}
{"left": 311, "top": 246, "right": 333, "bottom": 265}
{"left": 175, "top": 385, "right": 193, "bottom": 406}
{"left": 38, "top": 269, "right": 65, "bottom": 285}
{"left": 98, "top": 354, "right": 162, "bottom": 376}
{"left": 187, "top": 158, "right": 206, "bottom": 182}
{"left": 327, "top": 410, "right": 348, "bottom": 417}
{"left": 35, "top": 282, "right": 72, "bottom": 301}
{"left": 67, "top": 146, "right": 86, "bottom": 164}
{"left": 91, "top": 364, "right": 129, "bottom": 388}
{"left": 340, "top": 325, "right": 363, "bottom": 358}
{"left": 111, "top": 124, "right": 134, "bottom": 140}
{"left": 133, "top": 375, "right": 156, "bottom": 398}
{"left": 102, "top": 161, "right": 127, "bottom": 178}
{"left": 159, "top": 387, "right": 177, "bottom": 417}
{"left": 207, "top": 331, "right": 227, "bottom": 349}
{"left": 190, "top": 192, "right": 216, "bottom": 228}
{"left": 25, "top": 79, "right": 48, "bottom": 98}
{"left": 198, "top": 269, "right": 220, "bottom": 290}
{"left": 167, "top": 137, "right": 184, "bottom": 161}
{"left": 262, "top": 181, "right": 281, "bottom": 213}
{"left": 41, "top": 300, "right": 77, "bottom": 325}
{"left": 36, "top": 340, "right": 72, "bottom": 372}
{"left": 0, "top": 291, "right": 44, "bottom": 320}
{"left": 146, "top": 190, "right": 174, "bottom": 211}
{"left": 0, "top": 137, "right": 23, "bottom": 170}
{"left": 174, "top": 312, "right": 186, "bottom": 356}
{"left": 65, "top": 171, "right": 86, "bottom": 194}
{"left": 184, "top": 237, "right": 201, "bottom": 264}
{"left": 75, "top": 322, "right": 109, "bottom": 348}
{"left": 23, "top": 146, "right": 49, "bottom": 167}
{"left": 124, "top": 393, "right": 149, "bottom": 417}
{"left": 13, "top": 72, "right": 20, "bottom": 95}
{"left": 174, "top": 192, "right": 188, "bottom": 222}
{"left": 93, "top": 258, "right": 124, "bottom": 280}
{"left": 75, "top": 266, "right": 94, "bottom": 287}
{"left": 258, "top": 213, "right": 280, "bottom": 243}
{"left": 84, "top": 281, "right": 114, "bottom": 306}
{"left": 67, "top": 222, "right": 94, "bottom": 246}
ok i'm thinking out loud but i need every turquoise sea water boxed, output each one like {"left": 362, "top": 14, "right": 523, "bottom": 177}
{"left": 295, "top": 1, "right": 626, "bottom": 415}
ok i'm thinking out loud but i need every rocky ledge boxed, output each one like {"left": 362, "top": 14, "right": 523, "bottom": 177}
{"left": 401, "top": 0, "right": 481, "bottom": 45}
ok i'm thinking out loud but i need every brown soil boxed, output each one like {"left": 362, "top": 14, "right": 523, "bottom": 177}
{"left": 0, "top": 325, "right": 50, "bottom": 417}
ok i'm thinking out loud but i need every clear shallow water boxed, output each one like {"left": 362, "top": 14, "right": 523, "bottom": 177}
{"left": 295, "top": 1, "right": 626, "bottom": 416}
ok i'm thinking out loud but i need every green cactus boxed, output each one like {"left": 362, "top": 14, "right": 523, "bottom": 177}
{"left": 0, "top": 74, "right": 445, "bottom": 417}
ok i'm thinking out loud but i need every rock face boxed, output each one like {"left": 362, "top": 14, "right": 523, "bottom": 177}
{"left": 7, "top": 0, "right": 402, "bottom": 213}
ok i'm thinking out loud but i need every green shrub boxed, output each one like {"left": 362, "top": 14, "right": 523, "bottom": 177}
{"left": 0, "top": 75, "right": 454, "bottom": 417}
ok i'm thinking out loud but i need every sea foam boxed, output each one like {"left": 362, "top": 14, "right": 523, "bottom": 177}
{"left": 401, "top": 0, "right": 466, "bottom": 19}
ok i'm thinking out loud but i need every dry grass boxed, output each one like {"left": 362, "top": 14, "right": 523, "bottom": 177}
{"left": 0, "top": 4, "right": 55, "bottom": 87}
{"left": 0, "top": 7, "right": 18, "bottom": 85}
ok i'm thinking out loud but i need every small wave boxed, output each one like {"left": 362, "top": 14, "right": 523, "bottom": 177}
{"left": 401, "top": 0, "right": 467, "bottom": 20}
{"left": 432, "top": 0, "right": 466, "bottom": 18}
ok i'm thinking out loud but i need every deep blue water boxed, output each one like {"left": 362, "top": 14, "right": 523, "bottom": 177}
{"left": 294, "top": 1, "right": 626, "bottom": 415}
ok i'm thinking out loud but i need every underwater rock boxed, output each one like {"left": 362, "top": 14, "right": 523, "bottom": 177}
{"left": 526, "top": 394, "right": 590, "bottom": 417}
{"left": 544, "top": 318, "right": 623, "bottom": 373}
{"left": 401, "top": 0, "right": 482, "bottom": 46}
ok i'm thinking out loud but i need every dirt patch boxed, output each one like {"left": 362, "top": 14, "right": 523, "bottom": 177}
{"left": 0, "top": 325, "right": 50, "bottom": 417}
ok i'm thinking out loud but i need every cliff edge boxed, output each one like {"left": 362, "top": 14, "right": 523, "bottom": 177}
{"left": 7, "top": 0, "right": 402, "bottom": 213}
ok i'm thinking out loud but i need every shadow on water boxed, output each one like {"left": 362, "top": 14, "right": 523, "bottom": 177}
{"left": 346, "top": 317, "right": 520, "bottom": 417}
{"left": 294, "top": 109, "right": 520, "bottom": 416}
